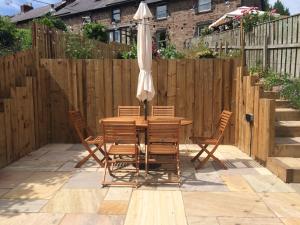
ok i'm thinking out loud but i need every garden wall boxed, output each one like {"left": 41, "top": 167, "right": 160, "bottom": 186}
{"left": 235, "top": 72, "right": 276, "bottom": 164}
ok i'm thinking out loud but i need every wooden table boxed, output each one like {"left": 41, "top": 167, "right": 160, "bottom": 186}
{"left": 100, "top": 116, "right": 192, "bottom": 128}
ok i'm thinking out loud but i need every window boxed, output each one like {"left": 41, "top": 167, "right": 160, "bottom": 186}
{"left": 195, "top": 21, "right": 212, "bottom": 36}
{"left": 198, "top": 0, "right": 211, "bottom": 12}
{"left": 110, "top": 30, "right": 121, "bottom": 43}
{"left": 112, "top": 8, "right": 120, "bottom": 22}
{"left": 156, "top": 29, "right": 167, "bottom": 48}
{"left": 156, "top": 4, "right": 167, "bottom": 20}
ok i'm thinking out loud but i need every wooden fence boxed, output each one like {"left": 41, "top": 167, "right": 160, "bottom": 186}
{"left": 0, "top": 50, "right": 39, "bottom": 167}
{"left": 40, "top": 58, "right": 240, "bottom": 144}
{"left": 32, "top": 23, "right": 131, "bottom": 59}
{"left": 0, "top": 52, "right": 277, "bottom": 167}
{"left": 187, "top": 14, "right": 300, "bottom": 78}
{"left": 235, "top": 70, "right": 276, "bottom": 164}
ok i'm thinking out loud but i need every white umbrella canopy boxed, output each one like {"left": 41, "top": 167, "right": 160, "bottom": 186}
{"left": 134, "top": 1, "right": 155, "bottom": 102}
{"left": 209, "top": 6, "right": 278, "bottom": 28}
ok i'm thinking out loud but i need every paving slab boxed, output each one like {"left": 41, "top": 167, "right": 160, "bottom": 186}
{"left": 124, "top": 190, "right": 187, "bottom": 225}
{"left": 260, "top": 193, "right": 300, "bottom": 218}
{"left": 218, "top": 217, "right": 284, "bottom": 225}
{"left": 59, "top": 214, "right": 125, "bottom": 225}
{"left": 98, "top": 200, "right": 129, "bottom": 215}
{"left": 4, "top": 172, "right": 71, "bottom": 199}
{"left": 186, "top": 217, "right": 219, "bottom": 225}
{"left": 243, "top": 175, "right": 295, "bottom": 193}
{"left": 181, "top": 171, "right": 228, "bottom": 192}
{"left": 63, "top": 171, "right": 104, "bottom": 189}
{"left": 0, "top": 213, "right": 64, "bottom": 225}
{"left": 182, "top": 192, "right": 276, "bottom": 217}
{"left": 104, "top": 187, "right": 132, "bottom": 201}
{"left": 0, "top": 199, "right": 48, "bottom": 213}
{"left": 0, "top": 171, "right": 33, "bottom": 188}
{"left": 42, "top": 189, "right": 107, "bottom": 213}
{"left": 220, "top": 175, "right": 254, "bottom": 192}
{"left": 280, "top": 218, "right": 300, "bottom": 225}
{"left": 0, "top": 189, "right": 10, "bottom": 197}
{"left": 4, "top": 160, "right": 64, "bottom": 172}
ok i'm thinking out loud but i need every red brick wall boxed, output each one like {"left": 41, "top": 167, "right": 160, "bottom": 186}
{"left": 62, "top": 0, "right": 249, "bottom": 49}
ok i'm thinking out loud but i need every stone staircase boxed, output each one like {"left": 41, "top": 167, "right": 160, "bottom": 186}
{"left": 267, "top": 99, "right": 300, "bottom": 183}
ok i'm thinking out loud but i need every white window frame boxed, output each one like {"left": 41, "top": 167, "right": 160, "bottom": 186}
{"left": 198, "top": 0, "right": 212, "bottom": 13}
{"left": 156, "top": 4, "right": 168, "bottom": 20}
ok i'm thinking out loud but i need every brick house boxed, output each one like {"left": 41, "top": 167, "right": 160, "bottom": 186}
{"left": 11, "top": 0, "right": 263, "bottom": 49}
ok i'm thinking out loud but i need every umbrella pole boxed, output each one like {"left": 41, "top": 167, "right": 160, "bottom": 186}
{"left": 144, "top": 100, "right": 147, "bottom": 120}
{"left": 144, "top": 99, "right": 148, "bottom": 145}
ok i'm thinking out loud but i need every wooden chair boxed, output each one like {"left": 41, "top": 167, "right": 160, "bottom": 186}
{"left": 118, "top": 106, "right": 142, "bottom": 145}
{"left": 102, "top": 120, "right": 140, "bottom": 187}
{"left": 146, "top": 119, "right": 181, "bottom": 185}
{"left": 118, "top": 106, "right": 141, "bottom": 117}
{"left": 69, "top": 111, "right": 105, "bottom": 168}
{"left": 189, "top": 110, "right": 232, "bottom": 170}
{"left": 152, "top": 106, "right": 175, "bottom": 117}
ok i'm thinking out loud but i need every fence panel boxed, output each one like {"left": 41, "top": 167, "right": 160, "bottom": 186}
{"left": 32, "top": 23, "right": 131, "bottom": 59}
{"left": 41, "top": 58, "right": 240, "bottom": 144}
{"left": 187, "top": 14, "right": 300, "bottom": 78}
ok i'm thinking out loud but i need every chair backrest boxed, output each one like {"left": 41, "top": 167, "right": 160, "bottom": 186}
{"left": 215, "top": 110, "right": 232, "bottom": 140}
{"left": 152, "top": 106, "right": 175, "bottom": 117}
{"left": 118, "top": 106, "right": 141, "bottom": 117}
{"left": 102, "top": 120, "right": 137, "bottom": 145}
{"left": 147, "top": 119, "right": 180, "bottom": 144}
{"left": 69, "top": 110, "right": 90, "bottom": 141}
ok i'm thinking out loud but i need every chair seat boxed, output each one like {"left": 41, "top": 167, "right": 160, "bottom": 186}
{"left": 148, "top": 144, "right": 178, "bottom": 154}
{"left": 108, "top": 145, "right": 136, "bottom": 155}
{"left": 190, "top": 136, "right": 218, "bottom": 145}
{"left": 85, "top": 136, "right": 104, "bottom": 145}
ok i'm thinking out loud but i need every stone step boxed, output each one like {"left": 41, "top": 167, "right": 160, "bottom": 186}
{"left": 267, "top": 157, "right": 300, "bottom": 183}
{"left": 275, "top": 99, "right": 291, "bottom": 108}
{"left": 275, "top": 108, "right": 300, "bottom": 121}
{"left": 274, "top": 137, "right": 300, "bottom": 157}
{"left": 276, "top": 121, "right": 300, "bottom": 137}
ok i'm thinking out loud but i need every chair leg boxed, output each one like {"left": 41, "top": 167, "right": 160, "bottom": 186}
{"left": 145, "top": 150, "right": 149, "bottom": 175}
{"left": 203, "top": 148, "right": 227, "bottom": 169}
{"left": 176, "top": 152, "right": 181, "bottom": 185}
{"left": 75, "top": 148, "right": 103, "bottom": 168}
{"left": 102, "top": 161, "right": 108, "bottom": 187}
{"left": 191, "top": 144, "right": 208, "bottom": 162}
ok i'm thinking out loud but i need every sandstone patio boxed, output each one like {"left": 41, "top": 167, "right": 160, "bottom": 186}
{"left": 0, "top": 144, "right": 300, "bottom": 225}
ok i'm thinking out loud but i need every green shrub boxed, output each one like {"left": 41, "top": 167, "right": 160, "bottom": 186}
{"left": 159, "top": 44, "right": 184, "bottom": 59}
{"left": 259, "top": 68, "right": 300, "bottom": 109}
{"left": 65, "top": 34, "right": 92, "bottom": 59}
{"left": 281, "top": 79, "right": 300, "bottom": 109}
{"left": 120, "top": 44, "right": 137, "bottom": 59}
{"left": 34, "top": 14, "right": 67, "bottom": 31}
{"left": 242, "top": 11, "right": 276, "bottom": 32}
{"left": 0, "top": 16, "right": 32, "bottom": 55}
{"left": 83, "top": 23, "right": 108, "bottom": 43}
{"left": 16, "top": 29, "right": 32, "bottom": 50}
{"left": 196, "top": 48, "right": 216, "bottom": 59}
{"left": 200, "top": 26, "right": 213, "bottom": 36}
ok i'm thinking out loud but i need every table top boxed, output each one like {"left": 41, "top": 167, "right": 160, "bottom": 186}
{"left": 100, "top": 116, "right": 192, "bottom": 128}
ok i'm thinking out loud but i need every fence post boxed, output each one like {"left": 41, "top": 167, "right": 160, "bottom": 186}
{"left": 263, "top": 35, "right": 269, "bottom": 70}
{"left": 225, "top": 42, "right": 229, "bottom": 55}
{"left": 219, "top": 42, "right": 223, "bottom": 56}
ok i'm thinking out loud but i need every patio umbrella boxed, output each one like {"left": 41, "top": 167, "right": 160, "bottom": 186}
{"left": 209, "top": 6, "right": 279, "bottom": 29}
{"left": 134, "top": 1, "right": 155, "bottom": 120}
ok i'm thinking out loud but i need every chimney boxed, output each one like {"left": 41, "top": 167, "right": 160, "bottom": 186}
{"left": 20, "top": 3, "right": 33, "bottom": 13}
